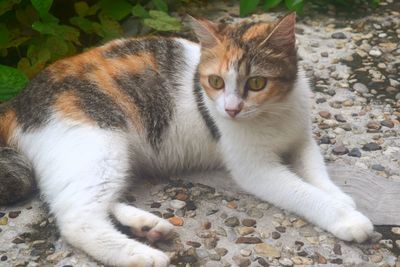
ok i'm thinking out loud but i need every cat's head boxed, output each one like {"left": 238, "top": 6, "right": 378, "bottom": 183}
{"left": 190, "top": 13, "right": 298, "bottom": 120}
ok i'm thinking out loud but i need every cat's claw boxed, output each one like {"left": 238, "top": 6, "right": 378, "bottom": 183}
{"left": 329, "top": 209, "right": 374, "bottom": 243}
{"left": 127, "top": 248, "right": 170, "bottom": 267}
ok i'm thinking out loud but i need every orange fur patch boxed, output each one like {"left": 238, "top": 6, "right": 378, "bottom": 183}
{"left": 242, "top": 23, "right": 271, "bottom": 41}
{"left": 0, "top": 109, "right": 18, "bottom": 145}
{"left": 54, "top": 91, "right": 93, "bottom": 124}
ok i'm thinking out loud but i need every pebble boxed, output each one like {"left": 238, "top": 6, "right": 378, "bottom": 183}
{"left": 204, "top": 237, "right": 218, "bottom": 249}
{"left": 0, "top": 217, "right": 8, "bottom": 225}
{"left": 321, "top": 52, "right": 329, "bottom": 57}
{"left": 242, "top": 218, "right": 256, "bottom": 227}
{"left": 370, "top": 254, "right": 383, "bottom": 263}
{"left": 379, "top": 239, "right": 393, "bottom": 249}
{"left": 170, "top": 199, "right": 186, "bottom": 210}
{"left": 257, "top": 257, "right": 269, "bottom": 266}
{"left": 215, "top": 247, "right": 228, "bottom": 256}
{"left": 330, "top": 258, "right": 343, "bottom": 264}
{"left": 381, "top": 120, "right": 394, "bottom": 128}
{"left": 168, "top": 216, "right": 184, "bottom": 226}
{"left": 333, "top": 243, "right": 342, "bottom": 255}
{"left": 240, "top": 249, "right": 252, "bottom": 257}
{"left": 186, "top": 241, "right": 201, "bottom": 248}
{"left": 348, "top": 148, "right": 361, "bottom": 157}
{"left": 232, "top": 255, "right": 251, "bottom": 267}
{"left": 372, "top": 164, "right": 385, "bottom": 171}
{"left": 150, "top": 202, "right": 161, "bottom": 208}
{"left": 275, "top": 226, "right": 286, "bottom": 233}
{"left": 367, "top": 121, "right": 381, "bottom": 132}
{"left": 369, "top": 48, "right": 382, "bottom": 57}
{"left": 319, "top": 111, "right": 331, "bottom": 119}
{"left": 175, "top": 192, "right": 189, "bottom": 201}
{"left": 224, "top": 217, "right": 239, "bottom": 227}
{"left": 279, "top": 258, "right": 293, "bottom": 266}
{"left": 271, "top": 231, "right": 281, "bottom": 239}
{"left": 209, "top": 253, "right": 221, "bottom": 261}
{"left": 332, "top": 144, "right": 349, "bottom": 155}
{"left": 353, "top": 83, "right": 368, "bottom": 94}
{"left": 395, "top": 240, "right": 400, "bottom": 249}
{"left": 254, "top": 243, "right": 281, "bottom": 258}
{"left": 391, "top": 227, "right": 400, "bottom": 235}
{"left": 331, "top": 32, "right": 347, "bottom": 39}
{"left": 334, "top": 114, "right": 346, "bottom": 122}
{"left": 246, "top": 207, "right": 263, "bottom": 218}
{"left": 235, "top": 237, "right": 262, "bottom": 244}
{"left": 227, "top": 201, "right": 238, "bottom": 209}
{"left": 8, "top": 211, "right": 21, "bottom": 219}
{"left": 291, "top": 256, "right": 313, "bottom": 265}
{"left": 237, "top": 226, "right": 255, "bottom": 236}
{"left": 293, "top": 219, "right": 307, "bottom": 228}
{"left": 362, "top": 142, "right": 382, "bottom": 151}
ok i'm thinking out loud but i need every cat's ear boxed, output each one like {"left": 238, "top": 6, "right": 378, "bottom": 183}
{"left": 188, "top": 16, "right": 221, "bottom": 49}
{"left": 260, "top": 12, "right": 296, "bottom": 51}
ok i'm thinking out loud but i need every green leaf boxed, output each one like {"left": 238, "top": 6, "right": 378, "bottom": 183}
{"left": 70, "top": 16, "right": 95, "bottom": 33}
{"left": 0, "top": 0, "right": 21, "bottom": 17}
{"left": 0, "top": 64, "right": 28, "bottom": 101}
{"left": 0, "top": 24, "right": 10, "bottom": 46}
{"left": 240, "top": 0, "right": 260, "bottom": 17}
{"left": 132, "top": 4, "right": 149, "bottom": 18}
{"left": 31, "top": 0, "right": 58, "bottom": 22}
{"left": 152, "top": 0, "right": 168, "bottom": 12}
{"left": 99, "top": 0, "right": 132, "bottom": 21}
{"left": 32, "top": 22, "right": 80, "bottom": 44}
{"left": 27, "top": 44, "right": 51, "bottom": 65}
{"left": 74, "top": 1, "right": 90, "bottom": 17}
{"left": 16, "top": 5, "right": 39, "bottom": 27}
{"left": 284, "top": 0, "right": 303, "bottom": 12}
{"left": 263, "top": 0, "right": 283, "bottom": 10}
{"left": 143, "top": 10, "right": 181, "bottom": 32}
{"left": 98, "top": 12, "right": 123, "bottom": 41}
{"left": 45, "top": 36, "right": 69, "bottom": 60}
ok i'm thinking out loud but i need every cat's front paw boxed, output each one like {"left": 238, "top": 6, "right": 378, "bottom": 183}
{"left": 331, "top": 191, "right": 356, "bottom": 208}
{"left": 329, "top": 209, "right": 373, "bottom": 243}
{"left": 128, "top": 247, "right": 170, "bottom": 267}
{"left": 130, "top": 214, "right": 174, "bottom": 242}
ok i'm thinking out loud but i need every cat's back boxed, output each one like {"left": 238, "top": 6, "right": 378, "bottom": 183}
{"left": 10, "top": 36, "right": 200, "bottom": 133}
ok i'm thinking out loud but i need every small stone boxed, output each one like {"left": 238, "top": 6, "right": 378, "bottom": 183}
{"left": 333, "top": 243, "right": 342, "bottom": 255}
{"left": 0, "top": 256, "right": 7, "bottom": 261}
{"left": 215, "top": 227, "right": 227, "bottom": 237}
{"left": 175, "top": 192, "right": 189, "bottom": 201}
{"left": 185, "top": 200, "right": 197, "bottom": 211}
{"left": 326, "top": 89, "right": 336, "bottom": 96}
{"left": 319, "top": 111, "right": 331, "bottom": 119}
{"left": 0, "top": 217, "right": 8, "bottom": 225}
{"left": 291, "top": 256, "right": 313, "bottom": 265}
{"left": 224, "top": 217, "right": 239, "bottom": 227}
{"left": 271, "top": 231, "right": 281, "bottom": 239}
{"left": 215, "top": 247, "right": 228, "bottom": 256}
{"left": 330, "top": 258, "right": 343, "bottom": 264}
{"left": 233, "top": 255, "right": 251, "bottom": 267}
{"left": 254, "top": 243, "right": 281, "bottom": 258}
{"left": 186, "top": 241, "right": 201, "bottom": 248}
{"left": 170, "top": 199, "right": 186, "bottom": 210}
{"left": 237, "top": 226, "right": 255, "bottom": 236}
{"left": 316, "top": 98, "right": 326, "bottom": 104}
{"left": 209, "top": 253, "right": 221, "bottom": 261}
{"left": 369, "top": 48, "right": 382, "bottom": 57}
{"left": 315, "top": 252, "right": 327, "bottom": 264}
{"left": 235, "top": 237, "right": 262, "bottom": 244}
{"left": 279, "top": 258, "right": 293, "bottom": 267}
{"left": 204, "top": 236, "right": 218, "bottom": 249}
{"left": 321, "top": 52, "right": 329, "bottom": 57}
{"left": 258, "top": 257, "right": 269, "bottom": 266}
{"left": 202, "top": 220, "right": 211, "bottom": 230}
{"left": 331, "top": 32, "right": 347, "bottom": 39}
{"left": 395, "top": 240, "right": 400, "bottom": 249}
{"left": 275, "top": 226, "right": 286, "bottom": 233}
{"left": 227, "top": 201, "right": 238, "bottom": 209}
{"left": 370, "top": 254, "right": 383, "bottom": 263}
{"left": 342, "top": 99, "right": 353, "bottom": 107}
{"left": 334, "top": 114, "right": 346, "bottom": 122}
{"left": 12, "top": 237, "right": 25, "bottom": 244}
{"left": 163, "top": 212, "right": 174, "bottom": 219}
{"left": 367, "top": 121, "right": 381, "bottom": 132}
{"left": 293, "top": 219, "right": 307, "bottom": 228}
{"left": 348, "top": 148, "right": 361, "bottom": 157}
{"left": 242, "top": 218, "right": 256, "bottom": 227}
{"left": 372, "top": 164, "right": 385, "bottom": 171}
{"left": 381, "top": 120, "right": 394, "bottom": 128}
{"left": 353, "top": 83, "right": 368, "bottom": 94}
{"left": 168, "top": 216, "right": 184, "bottom": 226}
{"left": 362, "top": 142, "right": 382, "bottom": 151}
{"left": 332, "top": 144, "right": 349, "bottom": 155}
{"left": 246, "top": 207, "right": 263, "bottom": 218}
{"left": 240, "top": 249, "right": 252, "bottom": 257}
{"left": 379, "top": 239, "right": 393, "bottom": 249}
{"left": 0, "top": 212, "right": 5, "bottom": 218}
{"left": 151, "top": 202, "right": 161, "bottom": 208}
{"left": 8, "top": 211, "right": 21, "bottom": 219}
{"left": 391, "top": 227, "right": 400, "bottom": 235}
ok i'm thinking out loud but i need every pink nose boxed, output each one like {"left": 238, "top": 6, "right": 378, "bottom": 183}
{"left": 225, "top": 108, "right": 241, "bottom": 118}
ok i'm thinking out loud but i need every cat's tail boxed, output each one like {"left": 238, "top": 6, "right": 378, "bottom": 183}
{"left": 0, "top": 103, "right": 35, "bottom": 205}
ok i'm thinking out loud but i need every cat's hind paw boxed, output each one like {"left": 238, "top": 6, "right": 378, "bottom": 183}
{"left": 128, "top": 248, "right": 170, "bottom": 267}
{"left": 330, "top": 209, "right": 373, "bottom": 243}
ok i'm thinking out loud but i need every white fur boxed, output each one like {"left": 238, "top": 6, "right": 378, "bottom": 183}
{"left": 12, "top": 38, "right": 373, "bottom": 267}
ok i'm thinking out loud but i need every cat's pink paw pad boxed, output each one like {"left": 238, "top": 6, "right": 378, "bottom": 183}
{"left": 130, "top": 215, "right": 174, "bottom": 241}
{"left": 330, "top": 209, "right": 373, "bottom": 243}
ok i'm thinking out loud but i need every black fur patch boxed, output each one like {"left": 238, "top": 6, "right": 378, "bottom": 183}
{"left": 193, "top": 71, "right": 221, "bottom": 140}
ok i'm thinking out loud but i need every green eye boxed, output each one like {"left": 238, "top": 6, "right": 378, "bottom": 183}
{"left": 247, "top": 76, "right": 267, "bottom": 91}
{"left": 208, "top": 75, "right": 225, "bottom": 90}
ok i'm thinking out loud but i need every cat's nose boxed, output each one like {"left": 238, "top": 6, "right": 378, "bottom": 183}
{"left": 225, "top": 108, "right": 241, "bottom": 118}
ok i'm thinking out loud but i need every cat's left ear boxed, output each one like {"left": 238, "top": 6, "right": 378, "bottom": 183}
{"left": 187, "top": 15, "right": 221, "bottom": 49}
{"left": 260, "top": 12, "right": 296, "bottom": 51}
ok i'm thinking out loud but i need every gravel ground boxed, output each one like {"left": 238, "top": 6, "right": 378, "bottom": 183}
{"left": 0, "top": 0, "right": 399, "bottom": 266}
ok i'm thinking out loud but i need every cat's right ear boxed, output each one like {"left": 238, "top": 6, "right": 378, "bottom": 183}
{"left": 187, "top": 16, "right": 221, "bottom": 49}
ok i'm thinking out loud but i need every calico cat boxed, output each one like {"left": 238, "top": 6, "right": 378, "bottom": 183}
{"left": 0, "top": 13, "right": 373, "bottom": 267}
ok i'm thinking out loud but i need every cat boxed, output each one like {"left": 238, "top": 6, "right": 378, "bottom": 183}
{"left": 0, "top": 13, "right": 373, "bottom": 267}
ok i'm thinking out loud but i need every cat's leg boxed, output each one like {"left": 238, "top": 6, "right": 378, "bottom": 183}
{"left": 227, "top": 152, "right": 373, "bottom": 242}
{"left": 18, "top": 121, "right": 169, "bottom": 267}
{"left": 291, "top": 139, "right": 356, "bottom": 208}
{"left": 112, "top": 203, "right": 174, "bottom": 242}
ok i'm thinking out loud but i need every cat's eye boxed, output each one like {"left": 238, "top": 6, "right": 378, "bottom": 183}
{"left": 208, "top": 75, "right": 225, "bottom": 90}
{"left": 246, "top": 76, "right": 267, "bottom": 91}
